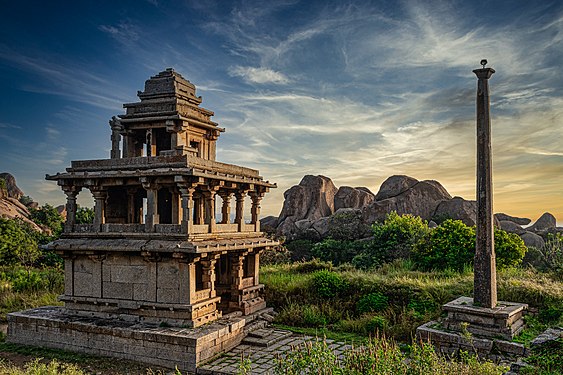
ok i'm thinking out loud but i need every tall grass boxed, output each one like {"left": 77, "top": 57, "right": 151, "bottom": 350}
{"left": 262, "top": 260, "right": 563, "bottom": 340}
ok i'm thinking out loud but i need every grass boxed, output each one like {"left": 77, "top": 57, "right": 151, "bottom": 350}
{"left": 262, "top": 260, "right": 563, "bottom": 341}
{"left": 0, "top": 340, "right": 173, "bottom": 374}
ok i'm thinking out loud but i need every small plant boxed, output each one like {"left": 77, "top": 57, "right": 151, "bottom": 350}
{"left": 356, "top": 292, "right": 388, "bottom": 314}
{"left": 311, "top": 269, "right": 347, "bottom": 298}
{"left": 237, "top": 352, "right": 252, "bottom": 375}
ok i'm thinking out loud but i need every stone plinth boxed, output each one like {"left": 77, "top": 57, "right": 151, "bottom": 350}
{"left": 443, "top": 296, "right": 527, "bottom": 340}
{"left": 7, "top": 306, "right": 249, "bottom": 373}
{"left": 417, "top": 296, "right": 528, "bottom": 361}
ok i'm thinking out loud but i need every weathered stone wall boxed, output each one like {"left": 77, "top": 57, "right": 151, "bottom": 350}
{"left": 7, "top": 306, "right": 246, "bottom": 373}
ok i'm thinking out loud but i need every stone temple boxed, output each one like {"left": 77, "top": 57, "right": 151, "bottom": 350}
{"left": 7, "top": 69, "right": 279, "bottom": 371}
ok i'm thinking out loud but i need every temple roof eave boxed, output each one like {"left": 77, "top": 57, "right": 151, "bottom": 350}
{"left": 44, "top": 237, "right": 279, "bottom": 254}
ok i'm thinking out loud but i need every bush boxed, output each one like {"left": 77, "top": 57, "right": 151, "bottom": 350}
{"left": 494, "top": 228, "right": 527, "bottom": 269}
{"left": 75, "top": 206, "right": 95, "bottom": 224}
{"left": 0, "top": 218, "right": 38, "bottom": 266}
{"left": 354, "top": 212, "right": 429, "bottom": 270}
{"left": 357, "top": 292, "right": 388, "bottom": 314}
{"left": 285, "top": 239, "right": 315, "bottom": 262}
{"left": 311, "top": 270, "right": 347, "bottom": 298}
{"left": 293, "top": 258, "right": 333, "bottom": 273}
{"left": 413, "top": 219, "right": 527, "bottom": 271}
{"left": 29, "top": 203, "right": 64, "bottom": 238}
{"left": 413, "top": 219, "right": 475, "bottom": 271}
{"left": 312, "top": 239, "right": 366, "bottom": 266}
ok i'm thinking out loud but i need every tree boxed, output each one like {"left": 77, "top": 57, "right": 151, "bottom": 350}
{"left": 76, "top": 206, "right": 95, "bottom": 224}
{"left": 0, "top": 217, "right": 38, "bottom": 266}
{"left": 29, "top": 204, "right": 64, "bottom": 238}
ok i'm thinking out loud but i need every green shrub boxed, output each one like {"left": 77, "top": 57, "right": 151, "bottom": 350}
{"left": 357, "top": 292, "right": 388, "bottom": 314}
{"left": 293, "top": 258, "right": 332, "bottom": 273}
{"left": 521, "top": 338, "right": 563, "bottom": 375}
{"left": 312, "top": 238, "right": 365, "bottom": 265}
{"left": 75, "top": 206, "right": 95, "bottom": 224}
{"left": 354, "top": 212, "right": 429, "bottom": 269}
{"left": 311, "top": 270, "right": 347, "bottom": 298}
{"left": 29, "top": 203, "right": 64, "bottom": 238}
{"left": 413, "top": 219, "right": 475, "bottom": 271}
{"left": 494, "top": 229, "right": 527, "bottom": 269}
{"left": 413, "top": 219, "right": 527, "bottom": 271}
{"left": 285, "top": 239, "right": 315, "bottom": 261}
{"left": 0, "top": 218, "right": 38, "bottom": 266}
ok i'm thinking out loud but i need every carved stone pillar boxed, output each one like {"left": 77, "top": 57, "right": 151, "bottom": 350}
{"left": 201, "top": 256, "right": 218, "bottom": 298}
{"left": 249, "top": 191, "right": 264, "bottom": 232}
{"left": 63, "top": 186, "right": 81, "bottom": 232}
{"left": 203, "top": 188, "right": 217, "bottom": 233}
{"left": 109, "top": 116, "right": 122, "bottom": 159}
{"left": 179, "top": 186, "right": 195, "bottom": 234}
{"left": 219, "top": 191, "right": 233, "bottom": 224}
{"left": 142, "top": 180, "right": 159, "bottom": 231}
{"left": 235, "top": 191, "right": 246, "bottom": 232}
{"left": 230, "top": 253, "right": 245, "bottom": 290}
{"left": 126, "top": 188, "right": 136, "bottom": 224}
{"left": 91, "top": 188, "right": 107, "bottom": 230}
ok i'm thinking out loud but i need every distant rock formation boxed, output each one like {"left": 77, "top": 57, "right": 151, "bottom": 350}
{"left": 0, "top": 173, "right": 24, "bottom": 200}
{"left": 528, "top": 212, "right": 557, "bottom": 232}
{"left": 0, "top": 173, "right": 42, "bottom": 231}
{"left": 362, "top": 177, "right": 452, "bottom": 224}
{"left": 276, "top": 175, "right": 338, "bottom": 237}
{"left": 334, "top": 186, "right": 375, "bottom": 211}
{"left": 433, "top": 196, "right": 476, "bottom": 226}
{"left": 495, "top": 213, "right": 531, "bottom": 226}
{"left": 268, "top": 174, "right": 561, "bottom": 247}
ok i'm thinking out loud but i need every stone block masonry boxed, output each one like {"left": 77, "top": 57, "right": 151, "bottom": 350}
{"left": 7, "top": 306, "right": 247, "bottom": 373}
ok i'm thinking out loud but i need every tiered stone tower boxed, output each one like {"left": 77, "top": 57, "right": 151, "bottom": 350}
{"left": 8, "top": 69, "right": 279, "bottom": 371}
{"left": 46, "top": 68, "right": 277, "bottom": 326}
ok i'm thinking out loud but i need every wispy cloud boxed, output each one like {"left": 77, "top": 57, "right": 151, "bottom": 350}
{"left": 228, "top": 66, "right": 289, "bottom": 84}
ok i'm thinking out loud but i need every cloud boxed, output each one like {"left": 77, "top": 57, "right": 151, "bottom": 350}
{"left": 98, "top": 20, "right": 140, "bottom": 48}
{"left": 228, "top": 66, "right": 289, "bottom": 84}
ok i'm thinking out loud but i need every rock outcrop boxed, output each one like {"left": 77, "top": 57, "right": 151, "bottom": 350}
{"left": 433, "top": 197, "right": 477, "bottom": 226}
{"left": 528, "top": 212, "right": 556, "bottom": 232}
{"left": 0, "top": 173, "right": 24, "bottom": 200}
{"left": 499, "top": 220, "right": 526, "bottom": 235}
{"left": 0, "top": 173, "right": 42, "bottom": 231}
{"left": 520, "top": 232, "right": 545, "bottom": 249}
{"left": 334, "top": 186, "right": 375, "bottom": 211}
{"left": 362, "top": 177, "right": 452, "bottom": 223}
{"left": 494, "top": 213, "right": 531, "bottom": 226}
{"left": 276, "top": 175, "right": 337, "bottom": 237}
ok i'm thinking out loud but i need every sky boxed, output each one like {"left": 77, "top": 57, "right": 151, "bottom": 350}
{"left": 0, "top": 0, "right": 562, "bottom": 222}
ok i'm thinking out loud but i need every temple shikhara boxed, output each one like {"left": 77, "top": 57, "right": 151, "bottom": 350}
{"left": 7, "top": 69, "right": 279, "bottom": 371}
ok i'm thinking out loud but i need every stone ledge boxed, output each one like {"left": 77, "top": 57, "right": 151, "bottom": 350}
{"left": 7, "top": 306, "right": 249, "bottom": 373}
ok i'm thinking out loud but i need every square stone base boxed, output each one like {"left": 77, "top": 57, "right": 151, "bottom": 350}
{"left": 443, "top": 297, "right": 527, "bottom": 340}
{"left": 7, "top": 306, "right": 247, "bottom": 373}
{"left": 417, "top": 321, "right": 527, "bottom": 361}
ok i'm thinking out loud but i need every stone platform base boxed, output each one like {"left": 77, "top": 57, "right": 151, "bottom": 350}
{"left": 7, "top": 306, "right": 250, "bottom": 373}
{"left": 442, "top": 297, "right": 527, "bottom": 340}
{"left": 417, "top": 321, "right": 527, "bottom": 361}
{"left": 416, "top": 296, "right": 529, "bottom": 362}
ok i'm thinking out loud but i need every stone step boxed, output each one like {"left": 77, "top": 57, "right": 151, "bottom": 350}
{"left": 242, "top": 329, "right": 293, "bottom": 347}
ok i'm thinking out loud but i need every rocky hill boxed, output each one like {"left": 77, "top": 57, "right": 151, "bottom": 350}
{"left": 0, "top": 173, "right": 42, "bottom": 231}
{"left": 262, "top": 174, "right": 560, "bottom": 248}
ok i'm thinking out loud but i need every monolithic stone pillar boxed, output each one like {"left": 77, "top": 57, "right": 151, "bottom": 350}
{"left": 235, "top": 191, "right": 246, "bottom": 232}
{"left": 170, "top": 187, "right": 181, "bottom": 224}
{"left": 473, "top": 62, "right": 497, "bottom": 308}
{"left": 63, "top": 186, "right": 81, "bottom": 232}
{"left": 219, "top": 192, "right": 233, "bottom": 224}
{"left": 91, "top": 188, "right": 107, "bottom": 230}
{"left": 146, "top": 129, "right": 157, "bottom": 157}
